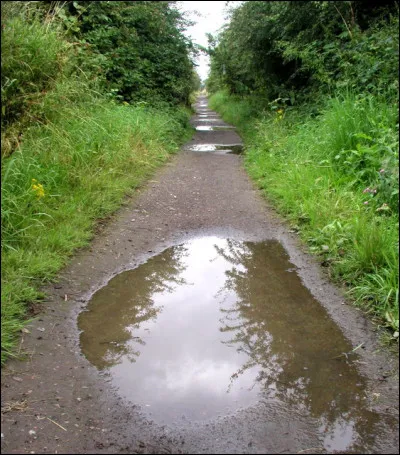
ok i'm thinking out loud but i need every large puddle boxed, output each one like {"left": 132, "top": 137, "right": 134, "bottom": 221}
{"left": 79, "top": 237, "right": 384, "bottom": 450}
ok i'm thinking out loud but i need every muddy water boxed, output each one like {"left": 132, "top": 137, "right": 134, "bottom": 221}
{"left": 79, "top": 236, "right": 384, "bottom": 451}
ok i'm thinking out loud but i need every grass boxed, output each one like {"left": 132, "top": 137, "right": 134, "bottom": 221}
{"left": 1, "top": 3, "right": 71, "bottom": 150}
{"left": 1, "top": 78, "right": 193, "bottom": 364}
{"left": 209, "top": 89, "right": 399, "bottom": 338}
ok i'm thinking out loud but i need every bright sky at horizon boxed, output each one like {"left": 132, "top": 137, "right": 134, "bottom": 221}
{"left": 177, "top": 1, "right": 241, "bottom": 82}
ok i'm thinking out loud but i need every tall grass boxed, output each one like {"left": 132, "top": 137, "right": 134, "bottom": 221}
{"left": 1, "top": 83, "right": 193, "bottom": 364}
{"left": 209, "top": 90, "right": 399, "bottom": 337}
{"left": 207, "top": 90, "right": 262, "bottom": 139}
{"left": 1, "top": 2, "right": 72, "bottom": 153}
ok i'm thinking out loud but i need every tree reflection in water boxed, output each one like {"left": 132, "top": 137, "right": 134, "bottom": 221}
{"left": 79, "top": 245, "right": 188, "bottom": 370}
{"left": 215, "top": 239, "right": 380, "bottom": 451}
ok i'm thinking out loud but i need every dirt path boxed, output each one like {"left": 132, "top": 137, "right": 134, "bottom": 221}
{"left": 1, "top": 96, "right": 398, "bottom": 454}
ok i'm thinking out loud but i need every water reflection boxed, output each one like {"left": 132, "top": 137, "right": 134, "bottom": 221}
{"left": 79, "top": 237, "right": 386, "bottom": 451}
{"left": 79, "top": 245, "right": 188, "bottom": 369}
{"left": 215, "top": 239, "right": 380, "bottom": 452}
{"left": 185, "top": 144, "right": 243, "bottom": 154}
{"left": 195, "top": 125, "right": 235, "bottom": 131}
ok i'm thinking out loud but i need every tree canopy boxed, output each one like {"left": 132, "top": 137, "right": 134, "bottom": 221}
{"left": 207, "top": 1, "right": 399, "bottom": 102}
{"left": 64, "top": 1, "right": 198, "bottom": 105}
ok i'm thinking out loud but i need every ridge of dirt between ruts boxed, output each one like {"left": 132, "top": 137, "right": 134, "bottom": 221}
{"left": 1, "top": 97, "right": 398, "bottom": 454}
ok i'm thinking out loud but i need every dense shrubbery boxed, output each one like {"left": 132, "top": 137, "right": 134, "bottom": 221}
{"left": 207, "top": 1, "right": 399, "bottom": 102}
{"left": 61, "top": 1, "right": 197, "bottom": 105}
{"left": 207, "top": 1, "right": 399, "bottom": 336}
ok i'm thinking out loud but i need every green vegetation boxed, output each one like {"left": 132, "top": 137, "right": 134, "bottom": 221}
{"left": 207, "top": 1, "right": 398, "bottom": 102}
{"left": 61, "top": 1, "right": 197, "bottom": 105}
{"left": 207, "top": 1, "right": 399, "bottom": 338}
{"left": 1, "top": 1, "right": 196, "bottom": 364}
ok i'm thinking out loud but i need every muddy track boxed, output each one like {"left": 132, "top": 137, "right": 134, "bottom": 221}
{"left": 1, "top": 96, "right": 398, "bottom": 454}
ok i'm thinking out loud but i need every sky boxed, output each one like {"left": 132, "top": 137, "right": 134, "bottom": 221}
{"left": 177, "top": 1, "right": 241, "bottom": 82}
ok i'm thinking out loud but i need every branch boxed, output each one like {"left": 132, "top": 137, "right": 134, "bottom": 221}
{"left": 334, "top": 4, "right": 353, "bottom": 39}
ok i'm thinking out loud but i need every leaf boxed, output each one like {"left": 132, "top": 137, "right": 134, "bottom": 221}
{"left": 354, "top": 132, "right": 373, "bottom": 141}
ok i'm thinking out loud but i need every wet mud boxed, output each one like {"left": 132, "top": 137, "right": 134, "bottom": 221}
{"left": 1, "top": 96, "right": 398, "bottom": 454}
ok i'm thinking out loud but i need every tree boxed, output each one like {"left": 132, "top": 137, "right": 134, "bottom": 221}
{"left": 61, "top": 1, "right": 197, "bottom": 105}
{"left": 207, "top": 1, "right": 399, "bottom": 101}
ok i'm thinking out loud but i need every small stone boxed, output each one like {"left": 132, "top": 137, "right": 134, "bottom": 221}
{"left": 29, "top": 430, "right": 36, "bottom": 436}
{"left": 12, "top": 376, "right": 23, "bottom": 382}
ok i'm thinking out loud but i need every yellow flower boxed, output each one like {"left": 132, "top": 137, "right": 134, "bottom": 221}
{"left": 31, "top": 180, "right": 45, "bottom": 198}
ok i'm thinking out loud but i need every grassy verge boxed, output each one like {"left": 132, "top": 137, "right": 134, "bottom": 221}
{"left": 1, "top": 80, "right": 193, "bottom": 364}
{"left": 209, "top": 90, "right": 399, "bottom": 338}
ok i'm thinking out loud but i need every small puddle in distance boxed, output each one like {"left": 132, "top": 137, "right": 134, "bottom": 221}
{"left": 79, "top": 237, "right": 386, "bottom": 452}
{"left": 186, "top": 144, "right": 243, "bottom": 154}
{"left": 196, "top": 125, "right": 236, "bottom": 131}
